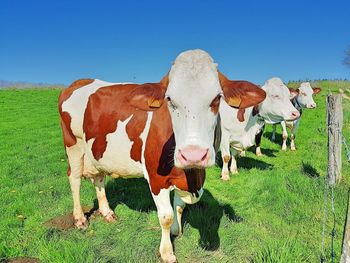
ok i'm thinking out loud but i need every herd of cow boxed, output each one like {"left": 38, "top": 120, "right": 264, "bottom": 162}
{"left": 58, "top": 49, "right": 320, "bottom": 262}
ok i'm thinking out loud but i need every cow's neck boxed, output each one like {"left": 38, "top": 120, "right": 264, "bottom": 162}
{"left": 292, "top": 97, "right": 303, "bottom": 116}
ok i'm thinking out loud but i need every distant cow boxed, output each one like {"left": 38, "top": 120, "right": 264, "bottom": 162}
{"left": 58, "top": 49, "right": 266, "bottom": 263}
{"left": 271, "top": 82, "right": 321, "bottom": 150}
{"left": 219, "top": 77, "right": 299, "bottom": 180}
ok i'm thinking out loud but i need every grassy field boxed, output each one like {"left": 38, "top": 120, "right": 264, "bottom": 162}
{"left": 0, "top": 81, "right": 350, "bottom": 262}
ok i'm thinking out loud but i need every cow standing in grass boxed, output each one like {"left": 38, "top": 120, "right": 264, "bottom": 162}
{"left": 219, "top": 77, "right": 300, "bottom": 180}
{"left": 58, "top": 49, "right": 266, "bottom": 263}
{"left": 271, "top": 82, "right": 321, "bottom": 150}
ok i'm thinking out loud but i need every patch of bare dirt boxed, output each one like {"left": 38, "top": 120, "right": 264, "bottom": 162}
{"left": 44, "top": 206, "right": 98, "bottom": 230}
{"left": 5, "top": 257, "right": 40, "bottom": 263}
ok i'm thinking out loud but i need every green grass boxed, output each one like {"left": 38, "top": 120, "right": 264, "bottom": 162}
{"left": 0, "top": 82, "right": 349, "bottom": 262}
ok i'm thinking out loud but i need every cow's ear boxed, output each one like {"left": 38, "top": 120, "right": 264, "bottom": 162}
{"left": 128, "top": 83, "right": 167, "bottom": 111}
{"left": 218, "top": 71, "right": 266, "bottom": 109}
{"left": 288, "top": 88, "right": 299, "bottom": 100}
{"left": 313, "top": 87, "right": 321, "bottom": 94}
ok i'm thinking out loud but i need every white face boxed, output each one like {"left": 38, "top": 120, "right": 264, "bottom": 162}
{"left": 165, "top": 50, "right": 221, "bottom": 168}
{"left": 259, "top": 77, "right": 300, "bottom": 124}
{"left": 297, "top": 82, "right": 317, "bottom": 108}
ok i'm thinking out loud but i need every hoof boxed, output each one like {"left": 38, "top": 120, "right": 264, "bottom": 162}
{"left": 160, "top": 254, "right": 177, "bottom": 263}
{"left": 291, "top": 147, "right": 296, "bottom": 151}
{"left": 256, "top": 152, "right": 262, "bottom": 157}
{"left": 230, "top": 169, "right": 238, "bottom": 175}
{"left": 282, "top": 147, "right": 287, "bottom": 151}
{"left": 240, "top": 151, "right": 246, "bottom": 157}
{"left": 74, "top": 217, "right": 88, "bottom": 229}
{"left": 221, "top": 175, "right": 230, "bottom": 181}
{"left": 98, "top": 209, "right": 117, "bottom": 222}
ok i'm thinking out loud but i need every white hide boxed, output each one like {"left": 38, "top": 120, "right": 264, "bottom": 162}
{"left": 62, "top": 80, "right": 132, "bottom": 138}
{"left": 166, "top": 49, "right": 221, "bottom": 168}
{"left": 259, "top": 77, "right": 299, "bottom": 124}
{"left": 84, "top": 113, "right": 153, "bottom": 179}
{"left": 219, "top": 99, "right": 264, "bottom": 151}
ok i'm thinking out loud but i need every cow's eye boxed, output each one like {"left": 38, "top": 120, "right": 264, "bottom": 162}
{"left": 167, "top": 97, "right": 177, "bottom": 110}
{"left": 301, "top": 92, "right": 307, "bottom": 96}
{"left": 210, "top": 94, "right": 221, "bottom": 113}
{"left": 271, "top": 94, "right": 280, "bottom": 99}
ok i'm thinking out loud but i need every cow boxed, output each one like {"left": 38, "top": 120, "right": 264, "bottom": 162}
{"left": 58, "top": 49, "right": 266, "bottom": 263}
{"left": 219, "top": 77, "right": 300, "bottom": 180}
{"left": 271, "top": 82, "right": 321, "bottom": 150}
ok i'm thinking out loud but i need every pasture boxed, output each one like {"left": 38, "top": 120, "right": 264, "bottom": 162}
{"left": 0, "top": 80, "right": 350, "bottom": 262}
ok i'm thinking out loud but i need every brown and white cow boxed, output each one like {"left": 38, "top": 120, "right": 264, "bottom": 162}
{"left": 271, "top": 82, "right": 321, "bottom": 150}
{"left": 58, "top": 49, "right": 266, "bottom": 262}
{"left": 219, "top": 77, "right": 300, "bottom": 180}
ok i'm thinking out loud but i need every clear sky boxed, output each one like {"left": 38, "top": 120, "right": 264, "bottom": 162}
{"left": 1, "top": 0, "right": 349, "bottom": 85}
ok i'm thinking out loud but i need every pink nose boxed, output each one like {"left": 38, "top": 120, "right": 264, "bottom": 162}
{"left": 177, "top": 146, "right": 209, "bottom": 167}
{"left": 291, "top": 111, "right": 300, "bottom": 120}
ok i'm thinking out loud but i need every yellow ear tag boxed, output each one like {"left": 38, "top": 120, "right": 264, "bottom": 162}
{"left": 148, "top": 99, "right": 161, "bottom": 108}
{"left": 228, "top": 96, "right": 242, "bottom": 108}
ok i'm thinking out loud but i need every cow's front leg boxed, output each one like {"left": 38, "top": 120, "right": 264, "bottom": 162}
{"left": 290, "top": 119, "right": 300, "bottom": 151}
{"left": 281, "top": 121, "right": 288, "bottom": 151}
{"left": 220, "top": 131, "right": 231, "bottom": 181}
{"left": 255, "top": 124, "right": 265, "bottom": 157}
{"left": 290, "top": 134, "right": 296, "bottom": 151}
{"left": 170, "top": 192, "right": 186, "bottom": 237}
{"left": 153, "top": 188, "right": 176, "bottom": 263}
{"left": 91, "top": 175, "right": 116, "bottom": 222}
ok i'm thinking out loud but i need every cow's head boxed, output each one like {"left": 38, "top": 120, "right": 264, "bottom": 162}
{"left": 259, "top": 77, "right": 300, "bottom": 124}
{"left": 164, "top": 49, "right": 266, "bottom": 168}
{"left": 295, "top": 82, "right": 321, "bottom": 109}
{"left": 129, "top": 49, "right": 266, "bottom": 168}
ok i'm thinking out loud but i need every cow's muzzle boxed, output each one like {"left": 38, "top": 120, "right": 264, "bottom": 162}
{"left": 177, "top": 146, "right": 209, "bottom": 168}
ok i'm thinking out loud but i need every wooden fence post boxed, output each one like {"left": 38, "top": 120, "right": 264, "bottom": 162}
{"left": 327, "top": 94, "right": 343, "bottom": 185}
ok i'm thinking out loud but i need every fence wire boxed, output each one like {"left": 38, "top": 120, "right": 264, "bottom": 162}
{"left": 342, "top": 132, "right": 350, "bottom": 164}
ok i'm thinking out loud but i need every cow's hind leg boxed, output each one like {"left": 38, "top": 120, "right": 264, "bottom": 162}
{"left": 271, "top": 124, "right": 277, "bottom": 141}
{"left": 281, "top": 121, "right": 288, "bottom": 151}
{"left": 230, "top": 149, "right": 239, "bottom": 175}
{"left": 91, "top": 175, "right": 116, "bottom": 222}
{"left": 153, "top": 188, "right": 176, "bottom": 263}
{"left": 66, "top": 140, "right": 87, "bottom": 229}
{"left": 170, "top": 192, "right": 186, "bottom": 237}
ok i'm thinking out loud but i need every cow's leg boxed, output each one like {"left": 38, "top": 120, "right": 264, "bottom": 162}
{"left": 153, "top": 189, "right": 176, "bottom": 263}
{"left": 91, "top": 175, "right": 116, "bottom": 222}
{"left": 281, "top": 121, "right": 288, "bottom": 151}
{"left": 290, "top": 119, "right": 300, "bottom": 151}
{"left": 255, "top": 124, "right": 265, "bottom": 157}
{"left": 220, "top": 131, "right": 231, "bottom": 181}
{"left": 170, "top": 192, "right": 186, "bottom": 237}
{"left": 66, "top": 141, "right": 87, "bottom": 229}
{"left": 271, "top": 124, "right": 276, "bottom": 141}
{"left": 230, "top": 149, "right": 239, "bottom": 175}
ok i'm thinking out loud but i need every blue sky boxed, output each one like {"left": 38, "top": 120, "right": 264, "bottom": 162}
{"left": 1, "top": 0, "right": 349, "bottom": 85}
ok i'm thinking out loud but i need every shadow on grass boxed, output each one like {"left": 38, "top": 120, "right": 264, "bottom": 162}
{"left": 216, "top": 152, "right": 274, "bottom": 171}
{"left": 301, "top": 161, "right": 320, "bottom": 178}
{"left": 182, "top": 189, "right": 243, "bottom": 251}
{"left": 99, "top": 179, "right": 242, "bottom": 251}
{"left": 246, "top": 146, "right": 278, "bottom": 157}
{"left": 264, "top": 131, "right": 284, "bottom": 145}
